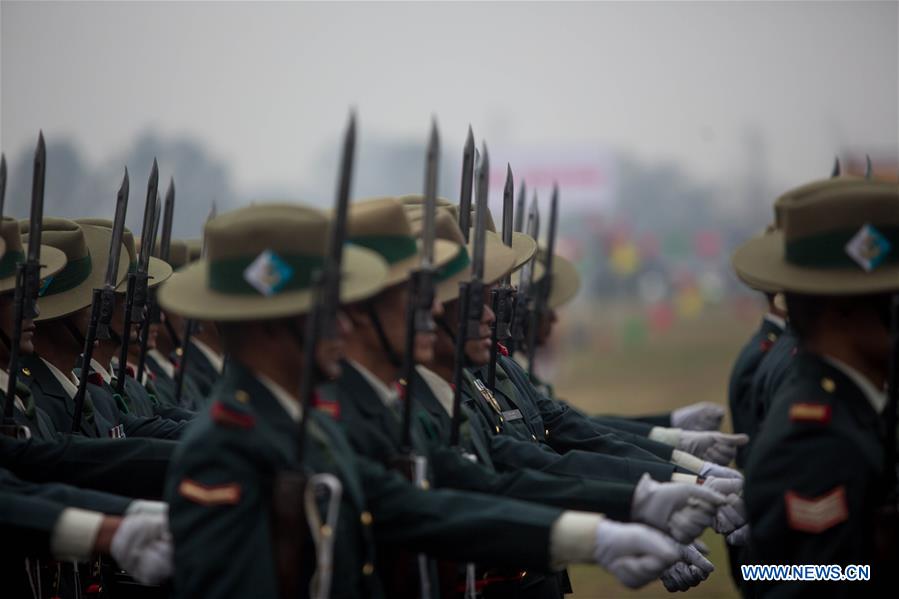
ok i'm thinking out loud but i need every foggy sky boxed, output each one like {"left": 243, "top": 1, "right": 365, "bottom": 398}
{"left": 1, "top": 1, "right": 897, "bottom": 205}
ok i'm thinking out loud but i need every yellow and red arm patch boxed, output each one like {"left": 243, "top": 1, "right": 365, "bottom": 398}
{"left": 179, "top": 479, "right": 242, "bottom": 506}
{"left": 210, "top": 401, "right": 256, "bottom": 429}
{"left": 789, "top": 403, "right": 831, "bottom": 424}
{"left": 784, "top": 486, "right": 848, "bottom": 533}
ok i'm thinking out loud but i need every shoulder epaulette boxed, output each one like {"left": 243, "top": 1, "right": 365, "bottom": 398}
{"left": 211, "top": 400, "right": 255, "bottom": 429}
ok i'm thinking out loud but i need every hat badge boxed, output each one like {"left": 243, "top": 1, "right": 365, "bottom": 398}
{"left": 845, "top": 224, "right": 891, "bottom": 273}
{"left": 243, "top": 249, "right": 294, "bottom": 296}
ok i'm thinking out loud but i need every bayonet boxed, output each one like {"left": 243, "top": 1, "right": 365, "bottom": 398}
{"left": 159, "top": 178, "right": 175, "bottom": 263}
{"left": 509, "top": 193, "right": 539, "bottom": 356}
{"left": 458, "top": 126, "right": 475, "bottom": 243}
{"left": 514, "top": 180, "right": 526, "bottom": 233}
{"left": 831, "top": 156, "right": 841, "bottom": 178}
{"left": 865, "top": 154, "right": 873, "bottom": 180}
{"left": 3, "top": 133, "right": 47, "bottom": 434}
{"left": 116, "top": 159, "right": 158, "bottom": 393}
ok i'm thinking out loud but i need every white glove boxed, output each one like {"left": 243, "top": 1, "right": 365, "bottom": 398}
{"left": 660, "top": 544, "right": 714, "bottom": 592}
{"left": 594, "top": 519, "right": 681, "bottom": 589}
{"left": 700, "top": 462, "right": 743, "bottom": 480}
{"left": 125, "top": 500, "right": 169, "bottom": 517}
{"left": 702, "top": 476, "right": 743, "bottom": 497}
{"left": 630, "top": 473, "right": 726, "bottom": 543}
{"left": 714, "top": 494, "right": 747, "bottom": 535}
{"left": 110, "top": 513, "right": 174, "bottom": 585}
{"left": 671, "top": 402, "right": 725, "bottom": 431}
{"left": 676, "top": 431, "right": 749, "bottom": 465}
{"left": 727, "top": 524, "right": 750, "bottom": 546}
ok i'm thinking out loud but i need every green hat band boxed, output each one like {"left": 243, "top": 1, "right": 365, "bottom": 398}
{"left": 208, "top": 252, "right": 323, "bottom": 295}
{"left": 349, "top": 234, "right": 418, "bottom": 264}
{"left": 438, "top": 246, "right": 470, "bottom": 282}
{"left": 40, "top": 255, "right": 92, "bottom": 297}
{"left": 0, "top": 250, "right": 25, "bottom": 279}
{"left": 786, "top": 225, "right": 899, "bottom": 269}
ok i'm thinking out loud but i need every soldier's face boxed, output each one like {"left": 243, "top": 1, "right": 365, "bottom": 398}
{"left": 467, "top": 284, "right": 496, "bottom": 365}
{"left": 0, "top": 294, "right": 36, "bottom": 356}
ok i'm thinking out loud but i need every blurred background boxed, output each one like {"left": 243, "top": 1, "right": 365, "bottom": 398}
{"left": 2, "top": 1, "right": 897, "bottom": 596}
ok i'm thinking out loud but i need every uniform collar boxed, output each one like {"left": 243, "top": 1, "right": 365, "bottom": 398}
{"left": 415, "top": 365, "right": 453, "bottom": 416}
{"left": 348, "top": 359, "right": 399, "bottom": 408}
{"left": 192, "top": 338, "right": 225, "bottom": 375}
{"left": 40, "top": 357, "right": 78, "bottom": 399}
{"left": 256, "top": 372, "right": 303, "bottom": 424}
{"left": 147, "top": 349, "right": 174, "bottom": 378}
{"left": 90, "top": 359, "right": 112, "bottom": 385}
{"left": 822, "top": 355, "right": 887, "bottom": 414}
{"left": 764, "top": 312, "right": 787, "bottom": 331}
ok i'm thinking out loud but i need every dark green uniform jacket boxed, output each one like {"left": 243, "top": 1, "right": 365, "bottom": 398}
{"left": 470, "top": 356, "right": 677, "bottom": 464}
{"left": 745, "top": 351, "right": 895, "bottom": 597}
{"left": 177, "top": 339, "right": 221, "bottom": 403}
{"left": 457, "top": 364, "right": 677, "bottom": 483}
{"left": 87, "top": 379, "right": 186, "bottom": 440}
{"left": 330, "top": 361, "right": 637, "bottom": 518}
{"left": 167, "top": 361, "right": 564, "bottom": 599}
{"left": 21, "top": 355, "right": 117, "bottom": 438}
{"left": 526, "top": 369, "right": 670, "bottom": 433}
{"left": 745, "top": 326, "right": 799, "bottom": 460}
{"left": 0, "top": 433, "right": 175, "bottom": 499}
{"left": 728, "top": 316, "right": 785, "bottom": 469}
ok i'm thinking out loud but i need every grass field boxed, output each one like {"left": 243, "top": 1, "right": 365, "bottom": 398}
{"left": 542, "top": 298, "right": 761, "bottom": 598}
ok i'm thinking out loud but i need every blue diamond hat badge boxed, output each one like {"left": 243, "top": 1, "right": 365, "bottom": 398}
{"left": 845, "top": 224, "right": 892, "bottom": 273}
{"left": 243, "top": 250, "right": 294, "bottom": 296}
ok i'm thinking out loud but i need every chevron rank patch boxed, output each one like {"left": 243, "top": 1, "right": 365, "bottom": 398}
{"left": 210, "top": 401, "right": 256, "bottom": 429}
{"left": 243, "top": 249, "right": 294, "bottom": 296}
{"left": 179, "top": 479, "right": 242, "bottom": 506}
{"left": 789, "top": 402, "right": 831, "bottom": 424}
{"left": 784, "top": 486, "right": 848, "bottom": 533}
{"left": 845, "top": 223, "right": 891, "bottom": 272}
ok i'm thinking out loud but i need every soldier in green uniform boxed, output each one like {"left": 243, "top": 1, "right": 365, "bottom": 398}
{"left": 21, "top": 219, "right": 186, "bottom": 440}
{"left": 73, "top": 218, "right": 195, "bottom": 423}
{"left": 160, "top": 203, "right": 685, "bottom": 599}
{"left": 735, "top": 177, "right": 899, "bottom": 596}
{"left": 334, "top": 198, "right": 724, "bottom": 595}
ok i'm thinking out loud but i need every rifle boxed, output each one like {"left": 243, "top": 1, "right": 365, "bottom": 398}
{"left": 2, "top": 134, "right": 46, "bottom": 438}
{"left": 271, "top": 113, "right": 354, "bottom": 599}
{"left": 71, "top": 170, "right": 129, "bottom": 433}
{"left": 156, "top": 178, "right": 182, "bottom": 350}
{"left": 172, "top": 201, "right": 215, "bottom": 408}
{"left": 527, "top": 184, "right": 558, "bottom": 378}
{"left": 486, "top": 165, "right": 515, "bottom": 391}
{"left": 449, "top": 143, "right": 489, "bottom": 446}
{"left": 115, "top": 160, "right": 158, "bottom": 393}
{"left": 510, "top": 194, "right": 539, "bottom": 357}
{"left": 135, "top": 197, "right": 163, "bottom": 382}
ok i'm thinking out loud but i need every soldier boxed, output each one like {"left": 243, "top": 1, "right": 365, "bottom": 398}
{"left": 0, "top": 215, "right": 67, "bottom": 439}
{"left": 21, "top": 218, "right": 185, "bottom": 440}
{"left": 736, "top": 177, "right": 899, "bottom": 595}
{"left": 335, "top": 199, "right": 724, "bottom": 595}
{"left": 160, "top": 203, "right": 684, "bottom": 598}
